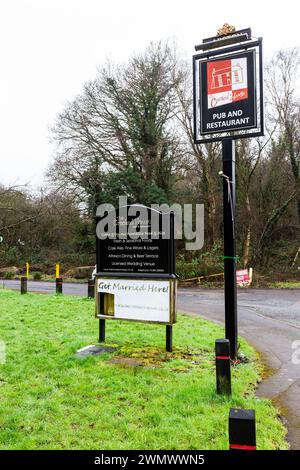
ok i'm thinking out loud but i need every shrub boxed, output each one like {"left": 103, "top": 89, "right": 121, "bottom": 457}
{"left": 4, "top": 272, "right": 14, "bottom": 280}
{"left": 176, "top": 258, "right": 201, "bottom": 279}
{"left": 33, "top": 272, "right": 42, "bottom": 281}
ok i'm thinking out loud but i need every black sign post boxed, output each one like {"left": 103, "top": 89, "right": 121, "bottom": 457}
{"left": 222, "top": 139, "right": 237, "bottom": 358}
{"left": 193, "top": 28, "right": 264, "bottom": 359}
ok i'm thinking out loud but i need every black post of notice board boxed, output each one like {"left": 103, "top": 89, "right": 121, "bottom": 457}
{"left": 222, "top": 139, "right": 237, "bottom": 359}
{"left": 99, "top": 319, "right": 105, "bottom": 343}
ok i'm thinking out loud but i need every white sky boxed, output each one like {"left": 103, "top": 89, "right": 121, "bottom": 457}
{"left": 1, "top": 0, "right": 300, "bottom": 190}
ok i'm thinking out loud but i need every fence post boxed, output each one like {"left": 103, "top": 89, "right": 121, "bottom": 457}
{"left": 229, "top": 408, "right": 256, "bottom": 450}
{"left": 215, "top": 339, "right": 231, "bottom": 395}
{"left": 20, "top": 276, "right": 27, "bottom": 295}
{"left": 56, "top": 277, "right": 63, "bottom": 294}
{"left": 88, "top": 278, "right": 95, "bottom": 298}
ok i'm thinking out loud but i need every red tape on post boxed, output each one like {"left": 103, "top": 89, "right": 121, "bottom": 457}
{"left": 230, "top": 444, "right": 256, "bottom": 450}
{"left": 216, "top": 356, "right": 230, "bottom": 360}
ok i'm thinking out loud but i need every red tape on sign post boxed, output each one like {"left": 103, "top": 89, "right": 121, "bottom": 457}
{"left": 215, "top": 339, "right": 231, "bottom": 395}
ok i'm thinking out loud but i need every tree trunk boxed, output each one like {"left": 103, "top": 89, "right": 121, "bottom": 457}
{"left": 286, "top": 126, "right": 300, "bottom": 222}
{"left": 207, "top": 187, "right": 216, "bottom": 246}
{"left": 256, "top": 190, "right": 298, "bottom": 267}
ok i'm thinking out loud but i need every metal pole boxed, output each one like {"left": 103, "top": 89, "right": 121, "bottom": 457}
{"left": 166, "top": 325, "right": 173, "bottom": 352}
{"left": 99, "top": 319, "right": 105, "bottom": 343}
{"left": 222, "top": 139, "right": 238, "bottom": 359}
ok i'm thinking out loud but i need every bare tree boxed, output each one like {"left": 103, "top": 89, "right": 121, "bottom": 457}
{"left": 48, "top": 41, "right": 185, "bottom": 213}
{"left": 266, "top": 48, "right": 300, "bottom": 221}
{"left": 174, "top": 62, "right": 221, "bottom": 247}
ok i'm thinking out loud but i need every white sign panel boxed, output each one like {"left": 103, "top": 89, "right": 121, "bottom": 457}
{"left": 98, "top": 278, "right": 171, "bottom": 323}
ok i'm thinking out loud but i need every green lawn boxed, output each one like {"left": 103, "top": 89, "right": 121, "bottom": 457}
{"left": 0, "top": 289, "right": 288, "bottom": 450}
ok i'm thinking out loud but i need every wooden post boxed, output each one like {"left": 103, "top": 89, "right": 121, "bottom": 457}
{"left": 20, "top": 276, "right": 27, "bottom": 295}
{"left": 166, "top": 325, "right": 173, "bottom": 352}
{"left": 249, "top": 267, "right": 253, "bottom": 286}
{"left": 229, "top": 408, "right": 256, "bottom": 450}
{"left": 56, "top": 277, "right": 63, "bottom": 294}
{"left": 215, "top": 339, "right": 231, "bottom": 395}
{"left": 26, "top": 262, "right": 29, "bottom": 279}
{"left": 88, "top": 278, "right": 95, "bottom": 298}
{"left": 99, "top": 319, "right": 105, "bottom": 343}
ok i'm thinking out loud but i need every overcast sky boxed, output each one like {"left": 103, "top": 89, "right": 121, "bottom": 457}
{"left": 1, "top": 0, "right": 300, "bottom": 190}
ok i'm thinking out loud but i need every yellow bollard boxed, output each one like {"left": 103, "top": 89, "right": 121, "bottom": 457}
{"left": 26, "top": 262, "right": 29, "bottom": 279}
{"left": 56, "top": 264, "right": 60, "bottom": 279}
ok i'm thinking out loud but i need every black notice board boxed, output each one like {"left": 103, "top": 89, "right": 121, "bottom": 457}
{"left": 96, "top": 205, "right": 175, "bottom": 277}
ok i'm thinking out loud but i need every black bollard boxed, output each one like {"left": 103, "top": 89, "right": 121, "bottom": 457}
{"left": 56, "top": 277, "right": 63, "bottom": 294}
{"left": 88, "top": 278, "right": 95, "bottom": 298}
{"left": 99, "top": 319, "right": 105, "bottom": 343}
{"left": 166, "top": 325, "right": 173, "bottom": 352}
{"left": 229, "top": 408, "right": 256, "bottom": 450}
{"left": 20, "top": 276, "right": 27, "bottom": 295}
{"left": 215, "top": 339, "right": 231, "bottom": 395}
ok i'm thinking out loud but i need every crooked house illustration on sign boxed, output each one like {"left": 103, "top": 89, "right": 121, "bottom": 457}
{"left": 95, "top": 205, "right": 177, "bottom": 351}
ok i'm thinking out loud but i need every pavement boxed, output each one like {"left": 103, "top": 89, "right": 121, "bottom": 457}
{"left": 2, "top": 279, "right": 300, "bottom": 449}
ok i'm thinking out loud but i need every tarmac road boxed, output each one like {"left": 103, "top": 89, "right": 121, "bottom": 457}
{"left": 2, "top": 279, "right": 300, "bottom": 448}
{"left": 1, "top": 279, "right": 87, "bottom": 296}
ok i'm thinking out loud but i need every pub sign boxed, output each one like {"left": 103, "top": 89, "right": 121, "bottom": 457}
{"left": 200, "top": 50, "right": 256, "bottom": 135}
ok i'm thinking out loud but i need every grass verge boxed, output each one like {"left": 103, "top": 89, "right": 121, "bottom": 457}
{"left": 268, "top": 281, "right": 300, "bottom": 289}
{"left": 0, "top": 289, "right": 288, "bottom": 450}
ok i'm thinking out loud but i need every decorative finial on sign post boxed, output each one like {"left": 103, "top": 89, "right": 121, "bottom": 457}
{"left": 217, "top": 23, "right": 236, "bottom": 37}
